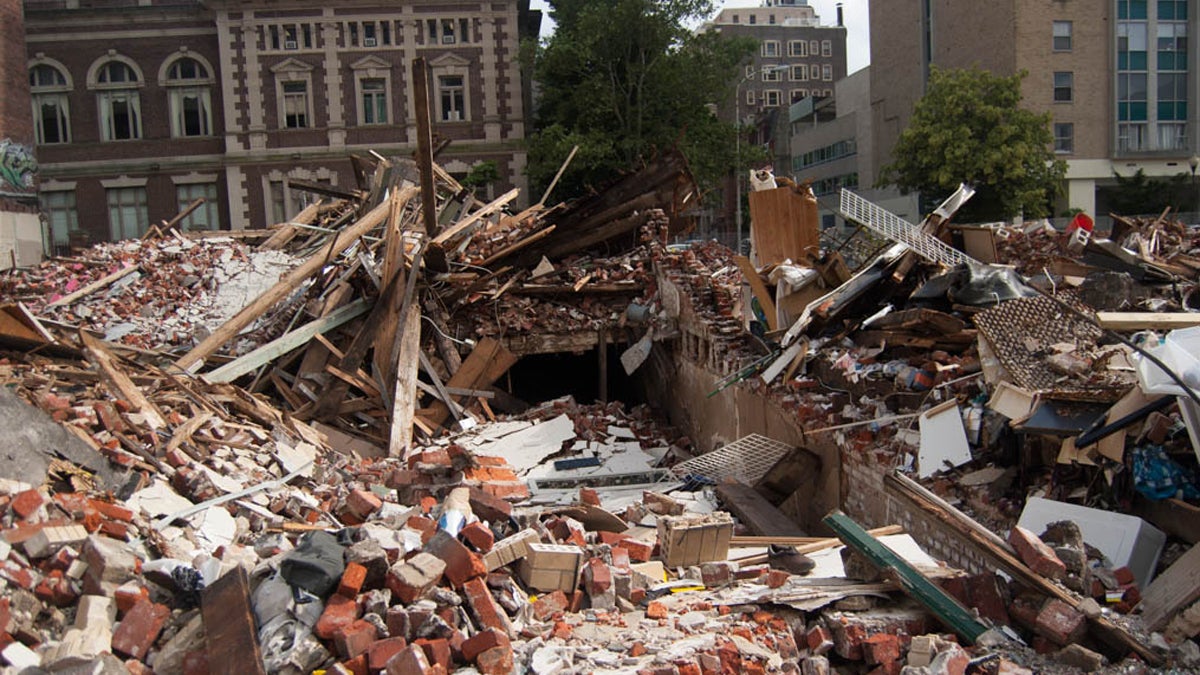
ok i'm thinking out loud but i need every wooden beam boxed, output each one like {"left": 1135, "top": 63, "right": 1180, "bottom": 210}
{"left": 716, "top": 479, "right": 807, "bottom": 537}
{"left": 1140, "top": 538, "right": 1200, "bottom": 631}
{"left": 430, "top": 188, "right": 520, "bottom": 247}
{"left": 176, "top": 199, "right": 391, "bottom": 371}
{"left": 391, "top": 302, "right": 424, "bottom": 454}
{"left": 257, "top": 200, "right": 323, "bottom": 251}
{"left": 201, "top": 567, "right": 267, "bottom": 675}
{"left": 425, "top": 337, "right": 517, "bottom": 427}
{"left": 203, "top": 299, "right": 370, "bottom": 383}
{"left": 47, "top": 265, "right": 139, "bottom": 308}
{"left": 1096, "top": 312, "right": 1200, "bottom": 331}
{"left": 733, "top": 255, "right": 778, "bottom": 331}
{"left": 413, "top": 57, "right": 437, "bottom": 237}
{"left": 162, "top": 198, "right": 207, "bottom": 232}
{"left": 80, "top": 331, "right": 166, "bottom": 431}
{"left": 478, "top": 224, "right": 557, "bottom": 268}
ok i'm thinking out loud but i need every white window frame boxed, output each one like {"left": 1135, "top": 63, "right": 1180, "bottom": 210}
{"left": 429, "top": 53, "right": 471, "bottom": 122}
{"left": 763, "top": 68, "right": 782, "bottom": 83}
{"left": 789, "top": 40, "right": 807, "bottom": 57}
{"left": 791, "top": 65, "right": 807, "bottom": 82}
{"left": 271, "top": 58, "right": 316, "bottom": 129}
{"left": 821, "top": 40, "right": 832, "bottom": 57}
{"left": 351, "top": 56, "right": 393, "bottom": 126}
{"left": 745, "top": 89, "right": 756, "bottom": 106}
{"left": 160, "top": 52, "right": 215, "bottom": 138}
{"left": 29, "top": 59, "right": 72, "bottom": 145}
{"left": 765, "top": 89, "right": 781, "bottom": 107}
{"left": 822, "top": 64, "right": 833, "bottom": 81}
{"left": 1053, "top": 20, "right": 1073, "bottom": 51}
{"left": 41, "top": 188, "right": 79, "bottom": 252}
{"left": 810, "top": 64, "right": 820, "bottom": 79}
{"left": 761, "top": 40, "right": 780, "bottom": 57}
{"left": 103, "top": 182, "right": 149, "bottom": 240}
{"left": 809, "top": 39, "right": 819, "bottom": 55}
{"left": 174, "top": 181, "right": 220, "bottom": 230}
{"left": 791, "top": 89, "right": 807, "bottom": 103}
{"left": 87, "top": 54, "right": 144, "bottom": 142}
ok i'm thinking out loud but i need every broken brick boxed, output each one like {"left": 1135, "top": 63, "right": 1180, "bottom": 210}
{"left": 368, "top": 637, "right": 409, "bottom": 672}
{"left": 338, "top": 561, "right": 368, "bottom": 598}
{"left": 111, "top": 600, "right": 169, "bottom": 660}
{"left": 1008, "top": 527, "right": 1066, "bottom": 580}
{"left": 422, "top": 530, "right": 485, "bottom": 588}
{"left": 334, "top": 619, "right": 379, "bottom": 659}
{"left": 316, "top": 594, "right": 360, "bottom": 640}
{"left": 1035, "top": 599, "right": 1086, "bottom": 645}
{"left": 461, "top": 627, "right": 510, "bottom": 663}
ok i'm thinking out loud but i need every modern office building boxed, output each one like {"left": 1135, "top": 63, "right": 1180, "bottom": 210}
{"left": 870, "top": 0, "right": 1195, "bottom": 222}
{"left": 702, "top": 0, "right": 847, "bottom": 241}
{"left": 23, "top": 0, "right": 538, "bottom": 253}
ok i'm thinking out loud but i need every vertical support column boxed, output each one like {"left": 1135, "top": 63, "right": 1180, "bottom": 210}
{"left": 243, "top": 22, "right": 267, "bottom": 150}
{"left": 0, "top": 0, "right": 41, "bottom": 268}
{"left": 413, "top": 57, "right": 437, "bottom": 237}
{"left": 321, "top": 18, "right": 345, "bottom": 146}
{"left": 480, "top": 17, "right": 501, "bottom": 142}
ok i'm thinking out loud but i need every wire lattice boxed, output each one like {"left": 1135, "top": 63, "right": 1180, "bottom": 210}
{"left": 669, "top": 434, "right": 794, "bottom": 485}
{"left": 839, "top": 189, "right": 974, "bottom": 267}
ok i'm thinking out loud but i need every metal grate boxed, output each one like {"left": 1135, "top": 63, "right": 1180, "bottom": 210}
{"left": 669, "top": 434, "right": 794, "bottom": 485}
{"left": 839, "top": 189, "right": 975, "bottom": 268}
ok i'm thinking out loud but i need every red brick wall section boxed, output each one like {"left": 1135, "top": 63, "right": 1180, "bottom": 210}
{"left": 0, "top": 0, "right": 38, "bottom": 212}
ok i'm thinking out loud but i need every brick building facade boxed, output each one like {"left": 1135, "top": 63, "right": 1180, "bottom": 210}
{"left": 24, "top": 0, "right": 538, "bottom": 253}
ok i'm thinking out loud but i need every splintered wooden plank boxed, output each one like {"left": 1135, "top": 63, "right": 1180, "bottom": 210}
{"left": 80, "top": 331, "right": 166, "bottom": 430}
{"left": 388, "top": 303, "right": 422, "bottom": 457}
{"left": 46, "top": 264, "right": 139, "bottom": 308}
{"left": 258, "top": 200, "right": 322, "bottom": 251}
{"left": 425, "top": 337, "right": 517, "bottom": 428}
{"left": 733, "top": 256, "right": 778, "bottom": 331}
{"left": 1140, "top": 539, "right": 1200, "bottom": 631}
{"left": 201, "top": 567, "right": 266, "bottom": 675}
{"left": 1096, "top": 312, "right": 1200, "bottom": 331}
{"left": 176, "top": 199, "right": 392, "bottom": 372}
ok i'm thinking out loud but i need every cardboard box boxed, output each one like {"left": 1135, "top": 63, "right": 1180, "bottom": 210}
{"left": 516, "top": 543, "right": 583, "bottom": 593}
{"left": 657, "top": 512, "right": 733, "bottom": 567}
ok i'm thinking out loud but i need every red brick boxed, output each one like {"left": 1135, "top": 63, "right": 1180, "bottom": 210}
{"left": 863, "top": 633, "right": 900, "bottom": 665}
{"left": 462, "top": 577, "right": 513, "bottom": 636}
{"left": 386, "top": 607, "right": 411, "bottom": 641}
{"left": 646, "top": 600, "right": 668, "bottom": 620}
{"left": 415, "top": 638, "right": 451, "bottom": 670}
{"left": 579, "top": 487, "right": 600, "bottom": 506}
{"left": 1008, "top": 527, "right": 1066, "bottom": 580}
{"left": 341, "top": 655, "right": 369, "bottom": 675}
{"left": 806, "top": 625, "right": 833, "bottom": 655}
{"left": 114, "top": 583, "right": 150, "bottom": 615}
{"left": 423, "top": 531, "right": 485, "bottom": 588}
{"left": 88, "top": 499, "right": 134, "bottom": 522}
{"left": 766, "top": 569, "right": 790, "bottom": 589}
{"left": 346, "top": 490, "right": 383, "bottom": 519}
{"left": 316, "top": 594, "right": 360, "bottom": 640}
{"left": 93, "top": 401, "right": 126, "bottom": 432}
{"left": 368, "top": 637, "right": 409, "bottom": 671}
{"left": 406, "top": 515, "right": 437, "bottom": 536}
{"left": 335, "top": 619, "right": 378, "bottom": 659}
{"left": 966, "top": 572, "right": 1010, "bottom": 625}
{"left": 615, "top": 538, "right": 653, "bottom": 563}
{"left": 467, "top": 487, "right": 512, "bottom": 523}
{"left": 181, "top": 650, "right": 209, "bottom": 675}
{"left": 461, "top": 627, "right": 510, "bottom": 663}
{"left": 0, "top": 561, "right": 36, "bottom": 590}
{"left": 111, "top": 600, "right": 169, "bottom": 659}
{"left": 409, "top": 449, "right": 451, "bottom": 469}
{"left": 338, "top": 562, "right": 368, "bottom": 598}
{"left": 1035, "top": 599, "right": 1086, "bottom": 645}
{"left": 532, "top": 590, "right": 569, "bottom": 621}
{"left": 583, "top": 558, "right": 612, "bottom": 596}
{"left": 475, "top": 645, "right": 514, "bottom": 675}
{"left": 610, "top": 546, "right": 631, "bottom": 571}
{"left": 10, "top": 490, "right": 44, "bottom": 520}
{"left": 385, "top": 645, "right": 432, "bottom": 675}
{"left": 1113, "top": 566, "right": 1135, "bottom": 586}
{"left": 479, "top": 482, "right": 529, "bottom": 501}
{"left": 387, "top": 469, "right": 432, "bottom": 488}
{"left": 386, "top": 552, "right": 445, "bottom": 604}
{"left": 717, "top": 641, "right": 741, "bottom": 673}
{"left": 460, "top": 522, "right": 494, "bottom": 553}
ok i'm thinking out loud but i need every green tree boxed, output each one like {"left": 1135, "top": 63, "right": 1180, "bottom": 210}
{"left": 879, "top": 66, "right": 1067, "bottom": 221}
{"left": 1099, "top": 168, "right": 1199, "bottom": 216}
{"left": 462, "top": 160, "right": 500, "bottom": 191}
{"left": 527, "top": 0, "right": 756, "bottom": 198}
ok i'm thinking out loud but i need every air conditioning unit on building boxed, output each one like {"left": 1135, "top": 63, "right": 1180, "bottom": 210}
{"left": 284, "top": 40, "right": 298, "bottom": 50}
{"left": 364, "top": 37, "right": 377, "bottom": 47}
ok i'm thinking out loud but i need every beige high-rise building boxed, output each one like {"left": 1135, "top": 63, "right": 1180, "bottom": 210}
{"left": 871, "top": 0, "right": 1196, "bottom": 223}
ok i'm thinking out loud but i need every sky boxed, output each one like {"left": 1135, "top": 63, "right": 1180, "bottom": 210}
{"left": 528, "top": 0, "right": 871, "bottom": 75}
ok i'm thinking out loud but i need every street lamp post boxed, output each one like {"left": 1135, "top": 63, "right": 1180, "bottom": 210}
{"left": 734, "top": 64, "right": 788, "bottom": 254}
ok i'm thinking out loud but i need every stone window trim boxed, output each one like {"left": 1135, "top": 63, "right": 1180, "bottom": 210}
{"left": 100, "top": 176, "right": 149, "bottom": 189}
{"left": 350, "top": 55, "right": 394, "bottom": 126}
{"left": 157, "top": 49, "right": 216, "bottom": 87}
{"left": 29, "top": 55, "right": 73, "bottom": 91}
{"left": 86, "top": 51, "right": 145, "bottom": 90}
{"left": 39, "top": 179, "right": 77, "bottom": 191}
{"left": 428, "top": 53, "right": 472, "bottom": 123}
{"left": 270, "top": 58, "right": 316, "bottom": 130}
{"left": 171, "top": 173, "right": 219, "bottom": 185}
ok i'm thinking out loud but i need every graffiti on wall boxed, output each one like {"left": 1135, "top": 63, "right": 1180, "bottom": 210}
{"left": 0, "top": 139, "right": 38, "bottom": 199}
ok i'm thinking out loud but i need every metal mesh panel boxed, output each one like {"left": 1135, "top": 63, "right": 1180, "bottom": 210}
{"left": 839, "top": 189, "right": 974, "bottom": 267}
{"left": 669, "top": 434, "right": 794, "bottom": 484}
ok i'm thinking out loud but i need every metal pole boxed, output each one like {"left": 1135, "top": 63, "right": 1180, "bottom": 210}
{"left": 735, "top": 87, "right": 742, "bottom": 252}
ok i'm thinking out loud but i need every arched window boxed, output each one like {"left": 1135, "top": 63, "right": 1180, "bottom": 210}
{"left": 29, "top": 62, "right": 71, "bottom": 144}
{"left": 91, "top": 58, "right": 143, "bottom": 141}
{"left": 163, "top": 55, "right": 213, "bottom": 137}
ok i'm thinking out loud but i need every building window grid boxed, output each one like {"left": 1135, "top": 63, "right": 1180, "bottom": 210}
{"left": 165, "top": 57, "right": 213, "bottom": 138}
{"left": 1053, "top": 21, "right": 1073, "bottom": 51}
{"left": 361, "top": 78, "right": 388, "bottom": 124}
{"left": 176, "top": 183, "right": 219, "bottom": 231}
{"left": 1054, "top": 122, "right": 1074, "bottom": 154}
{"left": 1053, "top": 71, "right": 1074, "bottom": 102}
{"left": 822, "top": 64, "right": 833, "bottom": 81}
{"left": 821, "top": 40, "right": 832, "bottom": 57}
{"left": 426, "top": 18, "right": 471, "bottom": 45}
{"left": 94, "top": 61, "right": 142, "bottom": 141}
{"left": 762, "top": 40, "right": 780, "bottom": 57}
{"left": 106, "top": 187, "right": 148, "bottom": 241}
{"left": 764, "top": 89, "right": 781, "bottom": 106}
{"left": 438, "top": 75, "right": 466, "bottom": 121}
{"left": 282, "top": 81, "right": 310, "bottom": 128}
{"left": 1117, "top": 1, "right": 1189, "bottom": 152}
{"left": 41, "top": 190, "right": 79, "bottom": 253}
{"left": 266, "top": 22, "right": 316, "bottom": 51}
{"left": 789, "top": 40, "right": 807, "bottom": 57}
{"left": 791, "top": 65, "right": 808, "bottom": 82}
{"left": 30, "top": 64, "right": 70, "bottom": 145}
{"left": 763, "top": 68, "right": 782, "bottom": 82}
{"left": 796, "top": 139, "right": 857, "bottom": 170}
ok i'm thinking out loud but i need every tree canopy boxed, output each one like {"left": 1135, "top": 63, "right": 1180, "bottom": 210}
{"left": 526, "top": 0, "right": 756, "bottom": 199}
{"left": 879, "top": 66, "right": 1067, "bottom": 221}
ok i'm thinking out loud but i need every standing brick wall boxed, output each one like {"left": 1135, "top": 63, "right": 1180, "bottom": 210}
{"left": 0, "top": 0, "right": 38, "bottom": 213}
